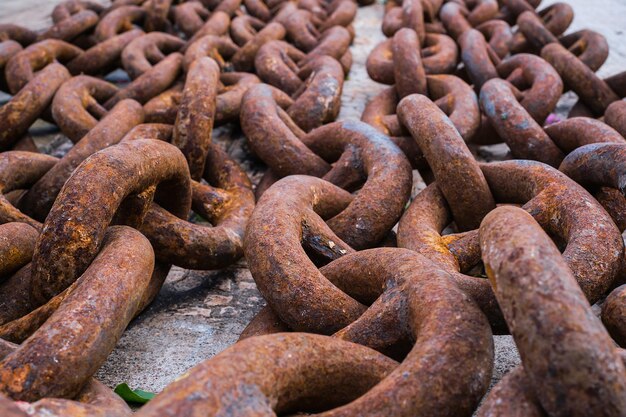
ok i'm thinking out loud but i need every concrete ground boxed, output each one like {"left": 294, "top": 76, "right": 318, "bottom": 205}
{"left": 1, "top": 0, "right": 624, "bottom": 405}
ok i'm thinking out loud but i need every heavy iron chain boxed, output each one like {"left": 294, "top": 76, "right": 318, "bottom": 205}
{"left": 0, "top": 0, "right": 625, "bottom": 415}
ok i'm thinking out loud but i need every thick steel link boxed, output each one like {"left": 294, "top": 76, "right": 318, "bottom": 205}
{"left": 398, "top": 94, "right": 494, "bottom": 230}
{"left": 142, "top": 248, "right": 493, "bottom": 416}
{"left": 104, "top": 51, "right": 182, "bottom": 108}
{"left": 30, "top": 139, "right": 191, "bottom": 303}
{"left": 1, "top": 0, "right": 625, "bottom": 413}
{"left": 66, "top": 29, "right": 144, "bottom": 76}
{"left": 94, "top": 5, "right": 146, "bottom": 42}
{"left": 136, "top": 333, "right": 397, "bottom": 416}
{"left": 0, "top": 152, "right": 57, "bottom": 229}
{"left": 366, "top": 32, "right": 457, "bottom": 86}
{"left": 20, "top": 99, "right": 144, "bottom": 221}
{"left": 0, "top": 223, "right": 38, "bottom": 280}
{"left": 480, "top": 78, "right": 564, "bottom": 166}
{"left": 245, "top": 175, "right": 357, "bottom": 333}
{"left": 606, "top": 100, "right": 626, "bottom": 138}
{"left": 0, "top": 64, "right": 70, "bottom": 150}
{"left": 478, "top": 206, "right": 626, "bottom": 417}
{"left": 243, "top": 88, "right": 411, "bottom": 247}
{"left": 5, "top": 39, "right": 82, "bottom": 94}
{"left": 121, "top": 32, "right": 184, "bottom": 79}
{"left": 0, "top": 226, "right": 155, "bottom": 402}
{"left": 50, "top": 75, "right": 119, "bottom": 142}
{"left": 541, "top": 42, "right": 619, "bottom": 115}
{"left": 171, "top": 57, "right": 219, "bottom": 180}
{"left": 397, "top": 160, "right": 623, "bottom": 330}
{"left": 37, "top": 9, "right": 99, "bottom": 43}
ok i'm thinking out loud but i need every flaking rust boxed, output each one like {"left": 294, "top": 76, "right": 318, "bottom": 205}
{"left": 0, "top": 0, "right": 625, "bottom": 414}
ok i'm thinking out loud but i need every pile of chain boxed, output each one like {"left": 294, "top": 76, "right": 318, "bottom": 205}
{"left": 0, "top": 0, "right": 625, "bottom": 415}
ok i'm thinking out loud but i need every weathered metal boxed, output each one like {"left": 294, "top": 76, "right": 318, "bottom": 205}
{"left": 171, "top": 56, "right": 219, "bottom": 180}
{"left": 1, "top": 0, "right": 625, "bottom": 413}
{"left": 30, "top": 139, "right": 191, "bottom": 303}
{"left": 5, "top": 39, "right": 82, "bottom": 94}
{"left": 366, "top": 32, "right": 457, "bottom": 86}
{"left": 21, "top": 99, "right": 144, "bottom": 221}
{"left": 397, "top": 160, "right": 623, "bottom": 330}
{"left": 479, "top": 78, "right": 564, "bottom": 166}
{"left": 146, "top": 246, "right": 493, "bottom": 416}
{"left": 121, "top": 32, "right": 184, "bottom": 79}
{"left": 479, "top": 206, "right": 626, "bottom": 417}
{"left": 243, "top": 90, "right": 411, "bottom": 247}
{"left": 0, "top": 64, "right": 70, "bottom": 150}
{"left": 398, "top": 93, "right": 494, "bottom": 230}
{"left": 183, "top": 34, "right": 238, "bottom": 71}
{"left": 104, "top": 52, "right": 182, "bottom": 108}
{"left": 51, "top": 75, "right": 119, "bottom": 142}
{"left": 66, "top": 29, "right": 144, "bottom": 76}
{"left": 542, "top": 42, "right": 619, "bottom": 115}
{"left": 509, "top": 2, "right": 573, "bottom": 54}
{"left": 0, "top": 226, "right": 155, "bottom": 401}
{"left": 135, "top": 333, "right": 398, "bottom": 416}
{"left": 606, "top": 100, "right": 626, "bottom": 138}
{"left": 0, "top": 223, "right": 38, "bottom": 280}
{"left": 94, "top": 5, "right": 146, "bottom": 42}
{"left": 140, "top": 143, "right": 255, "bottom": 269}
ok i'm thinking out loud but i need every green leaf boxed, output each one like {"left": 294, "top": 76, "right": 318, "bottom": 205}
{"left": 114, "top": 383, "right": 156, "bottom": 404}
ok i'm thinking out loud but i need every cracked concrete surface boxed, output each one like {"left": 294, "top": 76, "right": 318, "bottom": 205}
{"left": 0, "top": 0, "right": 624, "bottom": 403}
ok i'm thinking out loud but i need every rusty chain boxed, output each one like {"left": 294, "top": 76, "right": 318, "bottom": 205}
{"left": 0, "top": 0, "right": 625, "bottom": 415}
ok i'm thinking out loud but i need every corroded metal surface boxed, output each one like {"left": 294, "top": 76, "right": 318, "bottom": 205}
{"left": 0, "top": 0, "right": 625, "bottom": 414}
{"left": 0, "top": 226, "right": 155, "bottom": 401}
{"left": 479, "top": 206, "right": 626, "bottom": 417}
